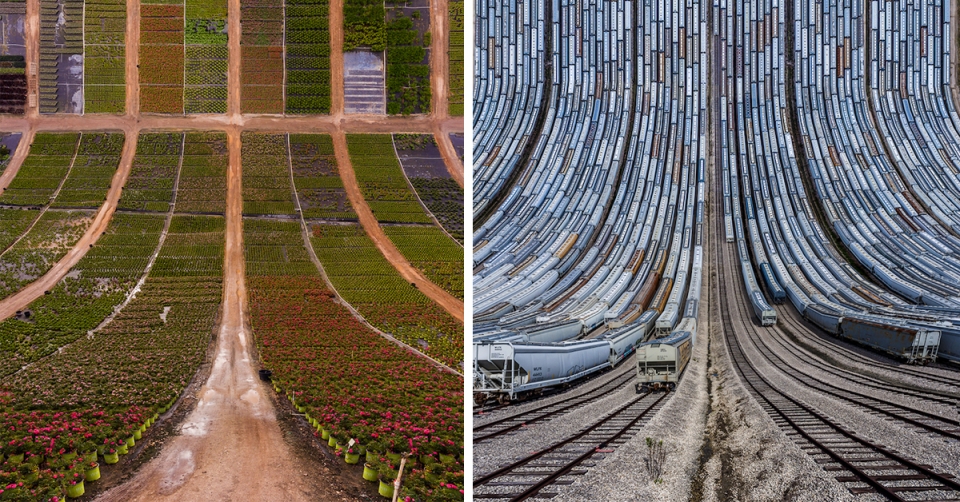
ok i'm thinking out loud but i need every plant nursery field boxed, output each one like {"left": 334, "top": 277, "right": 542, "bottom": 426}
{"left": 290, "top": 134, "right": 356, "bottom": 220}
{"left": 346, "top": 134, "right": 463, "bottom": 299}
{"left": 85, "top": 0, "right": 126, "bottom": 113}
{"left": 241, "top": 133, "right": 297, "bottom": 216}
{"left": 0, "top": 0, "right": 463, "bottom": 496}
{"left": 448, "top": 1, "right": 464, "bottom": 116}
{"left": 0, "top": 211, "right": 223, "bottom": 500}
{"left": 140, "top": 1, "right": 185, "bottom": 113}
{"left": 246, "top": 218, "right": 464, "bottom": 500}
{"left": 241, "top": 0, "right": 284, "bottom": 113}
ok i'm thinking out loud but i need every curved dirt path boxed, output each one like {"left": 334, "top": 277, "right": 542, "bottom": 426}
{"left": 333, "top": 131, "right": 465, "bottom": 321}
{"left": 427, "top": 0, "right": 465, "bottom": 187}
{"left": 0, "top": 128, "right": 138, "bottom": 320}
{"left": 0, "top": 127, "right": 35, "bottom": 189}
{"left": 434, "top": 128, "right": 464, "bottom": 187}
{"left": 96, "top": 129, "right": 323, "bottom": 502}
{"left": 126, "top": 0, "right": 140, "bottom": 116}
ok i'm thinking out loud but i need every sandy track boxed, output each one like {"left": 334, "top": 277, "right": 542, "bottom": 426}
{"left": 430, "top": 0, "right": 449, "bottom": 121}
{"left": 0, "top": 128, "right": 137, "bottom": 320}
{"left": 329, "top": 0, "right": 345, "bottom": 117}
{"left": 24, "top": 0, "right": 37, "bottom": 118}
{"left": 97, "top": 129, "right": 321, "bottom": 502}
{"left": 427, "top": 0, "right": 465, "bottom": 187}
{"left": 227, "top": 0, "right": 241, "bottom": 118}
{"left": 126, "top": 0, "right": 140, "bottom": 116}
{"left": 434, "top": 127, "right": 464, "bottom": 187}
{"left": 0, "top": 127, "right": 35, "bottom": 189}
{"left": 333, "top": 131, "right": 465, "bottom": 321}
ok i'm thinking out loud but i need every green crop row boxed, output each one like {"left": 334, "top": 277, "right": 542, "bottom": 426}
{"left": 343, "top": 0, "right": 385, "bottom": 51}
{"left": 119, "top": 132, "right": 184, "bottom": 212}
{"left": 385, "top": 15, "right": 431, "bottom": 115}
{"left": 52, "top": 132, "right": 124, "bottom": 209}
{"left": 383, "top": 226, "right": 463, "bottom": 299}
{"left": 176, "top": 132, "right": 228, "bottom": 214}
{"left": 241, "top": 133, "right": 296, "bottom": 215}
{"left": 85, "top": 0, "right": 126, "bottom": 114}
{"left": 289, "top": 134, "right": 355, "bottom": 220}
{"left": 0, "top": 213, "right": 166, "bottom": 376}
{"left": 310, "top": 223, "right": 463, "bottom": 369}
{"left": 346, "top": 134, "right": 432, "bottom": 224}
{"left": 0, "top": 133, "right": 81, "bottom": 207}
{"left": 0, "top": 209, "right": 95, "bottom": 302}
{"left": 410, "top": 177, "right": 464, "bottom": 243}
{"left": 285, "top": 0, "right": 332, "bottom": 114}
{"left": 448, "top": 1, "right": 464, "bottom": 116}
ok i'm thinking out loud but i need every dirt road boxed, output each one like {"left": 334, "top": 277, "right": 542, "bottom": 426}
{"left": 126, "top": 0, "right": 140, "bottom": 116}
{"left": 430, "top": 0, "right": 449, "bottom": 121}
{"left": 0, "top": 127, "right": 34, "bottom": 189}
{"left": 330, "top": 0, "right": 345, "bottom": 117}
{"left": 24, "top": 0, "right": 37, "bottom": 118}
{"left": 96, "top": 129, "right": 328, "bottom": 502}
{"left": 332, "top": 131, "right": 465, "bottom": 321}
{"left": 227, "top": 0, "right": 241, "bottom": 119}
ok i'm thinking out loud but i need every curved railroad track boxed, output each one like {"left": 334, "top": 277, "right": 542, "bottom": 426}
{"left": 717, "top": 199, "right": 960, "bottom": 499}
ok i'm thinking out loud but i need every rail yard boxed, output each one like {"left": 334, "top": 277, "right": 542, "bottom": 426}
{"left": 472, "top": 0, "right": 960, "bottom": 498}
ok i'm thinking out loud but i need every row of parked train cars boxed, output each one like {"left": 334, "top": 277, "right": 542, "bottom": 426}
{"left": 473, "top": 0, "right": 960, "bottom": 404}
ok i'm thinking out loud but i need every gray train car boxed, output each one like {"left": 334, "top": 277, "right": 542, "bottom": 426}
{"left": 635, "top": 330, "right": 693, "bottom": 392}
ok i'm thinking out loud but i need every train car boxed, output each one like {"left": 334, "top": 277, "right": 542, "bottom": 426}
{"left": 474, "top": 339, "right": 611, "bottom": 403}
{"left": 635, "top": 330, "right": 692, "bottom": 392}
{"left": 839, "top": 317, "right": 940, "bottom": 365}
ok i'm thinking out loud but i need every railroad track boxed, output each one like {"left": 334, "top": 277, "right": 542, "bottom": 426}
{"left": 745, "top": 326, "right": 960, "bottom": 441}
{"left": 767, "top": 318, "right": 960, "bottom": 407}
{"left": 474, "top": 366, "right": 637, "bottom": 443}
{"left": 717, "top": 222, "right": 960, "bottom": 499}
{"left": 473, "top": 390, "right": 670, "bottom": 500}
{"left": 778, "top": 304, "right": 960, "bottom": 390}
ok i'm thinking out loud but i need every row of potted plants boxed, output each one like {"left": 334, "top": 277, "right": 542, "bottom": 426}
{"left": 243, "top": 218, "right": 464, "bottom": 498}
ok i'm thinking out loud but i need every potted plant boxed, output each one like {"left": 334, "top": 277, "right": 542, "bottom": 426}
{"left": 84, "top": 461, "right": 100, "bottom": 482}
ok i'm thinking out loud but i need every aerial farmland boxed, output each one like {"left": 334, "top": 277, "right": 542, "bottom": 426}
{"left": 0, "top": 0, "right": 464, "bottom": 500}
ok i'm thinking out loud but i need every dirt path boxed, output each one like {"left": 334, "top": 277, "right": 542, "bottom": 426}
{"left": 126, "top": 0, "right": 140, "bottom": 116}
{"left": 430, "top": 0, "right": 448, "bottom": 122}
{"left": 24, "top": 0, "right": 38, "bottom": 118}
{"left": 329, "top": 0, "right": 345, "bottom": 117}
{"left": 332, "top": 131, "right": 464, "bottom": 321}
{"left": 96, "top": 129, "right": 326, "bottom": 502}
{"left": 426, "top": 0, "right": 465, "bottom": 187}
{"left": 227, "top": 0, "right": 241, "bottom": 119}
{"left": 0, "top": 128, "right": 138, "bottom": 320}
{"left": 0, "top": 127, "right": 35, "bottom": 189}
{"left": 434, "top": 127, "right": 464, "bottom": 187}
